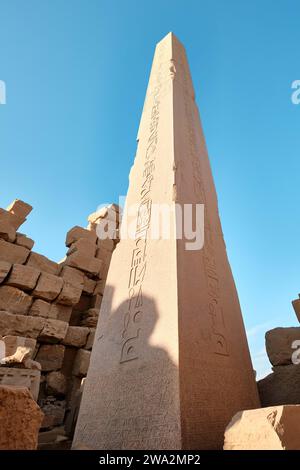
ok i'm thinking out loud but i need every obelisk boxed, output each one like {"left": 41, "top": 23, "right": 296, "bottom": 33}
{"left": 73, "top": 32, "right": 259, "bottom": 450}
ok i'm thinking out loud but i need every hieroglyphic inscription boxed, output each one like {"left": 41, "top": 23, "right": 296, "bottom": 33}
{"left": 176, "top": 44, "right": 229, "bottom": 356}
{"left": 120, "top": 43, "right": 166, "bottom": 363}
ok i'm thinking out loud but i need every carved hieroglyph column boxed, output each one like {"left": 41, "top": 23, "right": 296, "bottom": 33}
{"left": 73, "top": 32, "right": 259, "bottom": 450}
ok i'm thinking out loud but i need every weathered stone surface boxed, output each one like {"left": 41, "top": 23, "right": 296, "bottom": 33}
{"left": 224, "top": 405, "right": 300, "bottom": 450}
{"left": 0, "top": 285, "right": 32, "bottom": 314}
{"left": 258, "top": 364, "right": 300, "bottom": 406}
{"left": 36, "top": 344, "right": 65, "bottom": 371}
{"left": 59, "top": 265, "right": 85, "bottom": 288}
{"left": 63, "top": 326, "right": 89, "bottom": 348}
{"left": 0, "top": 207, "right": 25, "bottom": 230}
{"left": 15, "top": 232, "right": 34, "bottom": 250}
{"left": 2, "top": 335, "right": 36, "bottom": 358}
{"left": 38, "top": 319, "right": 68, "bottom": 343}
{"left": 29, "top": 299, "right": 52, "bottom": 318}
{"left": 96, "top": 237, "right": 115, "bottom": 252}
{"left": 0, "top": 345, "right": 32, "bottom": 365}
{"left": 0, "top": 368, "right": 41, "bottom": 401}
{"left": 0, "top": 260, "right": 11, "bottom": 284}
{"left": 32, "top": 272, "right": 63, "bottom": 301}
{"left": 95, "top": 245, "right": 113, "bottom": 264}
{"left": 89, "top": 204, "right": 119, "bottom": 222}
{"left": 6, "top": 199, "right": 32, "bottom": 221}
{"left": 0, "top": 385, "right": 43, "bottom": 449}
{"left": 93, "top": 279, "right": 105, "bottom": 296}
{"left": 74, "top": 294, "right": 92, "bottom": 312}
{"left": 83, "top": 277, "right": 97, "bottom": 295}
{"left": 0, "top": 312, "right": 45, "bottom": 338}
{"left": 80, "top": 308, "right": 99, "bottom": 328}
{"left": 46, "top": 371, "right": 67, "bottom": 397}
{"left": 40, "top": 398, "right": 66, "bottom": 429}
{"left": 88, "top": 206, "right": 120, "bottom": 233}
{"left": 56, "top": 280, "right": 82, "bottom": 306}
{"left": 49, "top": 303, "right": 73, "bottom": 323}
{"left": 65, "top": 252, "right": 103, "bottom": 276}
{"left": 0, "top": 239, "right": 29, "bottom": 264}
{"left": 72, "top": 349, "right": 90, "bottom": 377}
{"left": 292, "top": 298, "right": 300, "bottom": 323}
{"left": 85, "top": 328, "right": 96, "bottom": 350}
{"left": 73, "top": 33, "right": 259, "bottom": 451}
{"left": 38, "top": 425, "right": 66, "bottom": 445}
{"left": 0, "top": 220, "right": 16, "bottom": 242}
{"left": 65, "top": 377, "right": 85, "bottom": 437}
{"left": 266, "top": 327, "right": 300, "bottom": 366}
{"left": 66, "top": 226, "right": 97, "bottom": 247}
{"left": 5, "top": 263, "right": 40, "bottom": 291}
{"left": 27, "top": 251, "right": 59, "bottom": 275}
{"left": 67, "top": 238, "right": 97, "bottom": 258}
{"left": 91, "top": 294, "right": 103, "bottom": 310}
{"left": 23, "top": 358, "right": 41, "bottom": 370}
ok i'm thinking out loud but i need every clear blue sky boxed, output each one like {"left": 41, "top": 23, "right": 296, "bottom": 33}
{"left": 1, "top": 0, "right": 300, "bottom": 378}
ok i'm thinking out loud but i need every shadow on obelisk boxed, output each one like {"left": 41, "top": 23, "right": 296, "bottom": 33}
{"left": 73, "top": 284, "right": 181, "bottom": 450}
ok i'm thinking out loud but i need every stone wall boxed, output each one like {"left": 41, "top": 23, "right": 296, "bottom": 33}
{"left": 0, "top": 199, "right": 119, "bottom": 443}
{"left": 257, "top": 295, "right": 300, "bottom": 406}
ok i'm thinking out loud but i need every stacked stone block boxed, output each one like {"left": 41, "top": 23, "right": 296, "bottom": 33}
{"left": 0, "top": 199, "right": 119, "bottom": 440}
{"left": 257, "top": 296, "right": 300, "bottom": 406}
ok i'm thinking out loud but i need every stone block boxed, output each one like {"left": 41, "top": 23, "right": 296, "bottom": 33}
{"left": 0, "top": 261, "right": 11, "bottom": 284}
{"left": 40, "top": 398, "right": 66, "bottom": 429}
{"left": 59, "top": 265, "right": 84, "bottom": 288}
{"left": 5, "top": 263, "right": 40, "bottom": 291}
{"left": 224, "top": 405, "right": 300, "bottom": 450}
{"left": 83, "top": 277, "right": 97, "bottom": 295}
{"left": 0, "top": 368, "right": 41, "bottom": 401}
{"left": 258, "top": 364, "right": 300, "bottom": 406}
{"left": 292, "top": 299, "right": 300, "bottom": 323}
{"left": 0, "top": 239, "right": 29, "bottom": 264}
{"left": 65, "top": 377, "right": 85, "bottom": 437}
{"left": 91, "top": 294, "right": 103, "bottom": 310}
{"left": 32, "top": 272, "right": 63, "bottom": 301}
{"left": 85, "top": 328, "right": 96, "bottom": 350}
{"left": 0, "top": 312, "right": 45, "bottom": 339}
{"left": 35, "top": 344, "right": 65, "bottom": 371}
{"left": 0, "top": 220, "right": 16, "bottom": 242}
{"left": 46, "top": 371, "right": 67, "bottom": 397}
{"left": 96, "top": 237, "right": 115, "bottom": 252}
{"left": 0, "top": 207, "right": 25, "bottom": 231}
{"left": 38, "top": 318, "right": 68, "bottom": 343}
{"left": 66, "top": 226, "right": 97, "bottom": 247}
{"left": 80, "top": 308, "right": 99, "bottom": 328}
{"left": 0, "top": 385, "right": 43, "bottom": 449}
{"left": 0, "top": 285, "right": 32, "bottom": 314}
{"left": 2, "top": 335, "right": 36, "bottom": 358}
{"left": 67, "top": 238, "right": 97, "bottom": 258}
{"left": 15, "top": 233, "right": 34, "bottom": 250}
{"left": 27, "top": 252, "right": 59, "bottom": 275}
{"left": 49, "top": 303, "right": 73, "bottom": 323}
{"left": 65, "top": 252, "right": 103, "bottom": 276}
{"left": 1, "top": 345, "right": 32, "bottom": 366}
{"left": 38, "top": 425, "right": 66, "bottom": 445}
{"left": 72, "top": 349, "right": 91, "bottom": 377}
{"left": 63, "top": 326, "right": 89, "bottom": 348}
{"left": 29, "top": 299, "right": 52, "bottom": 318}
{"left": 56, "top": 280, "right": 82, "bottom": 306}
{"left": 6, "top": 199, "right": 32, "bottom": 221}
{"left": 93, "top": 279, "right": 105, "bottom": 296}
{"left": 88, "top": 206, "right": 120, "bottom": 232}
{"left": 95, "top": 245, "right": 113, "bottom": 264}
{"left": 266, "top": 327, "right": 300, "bottom": 366}
{"left": 74, "top": 293, "right": 92, "bottom": 312}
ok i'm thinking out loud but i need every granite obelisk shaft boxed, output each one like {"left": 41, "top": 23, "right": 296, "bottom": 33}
{"left": 73, "top": 32, "right": 259, "bottom": 450}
